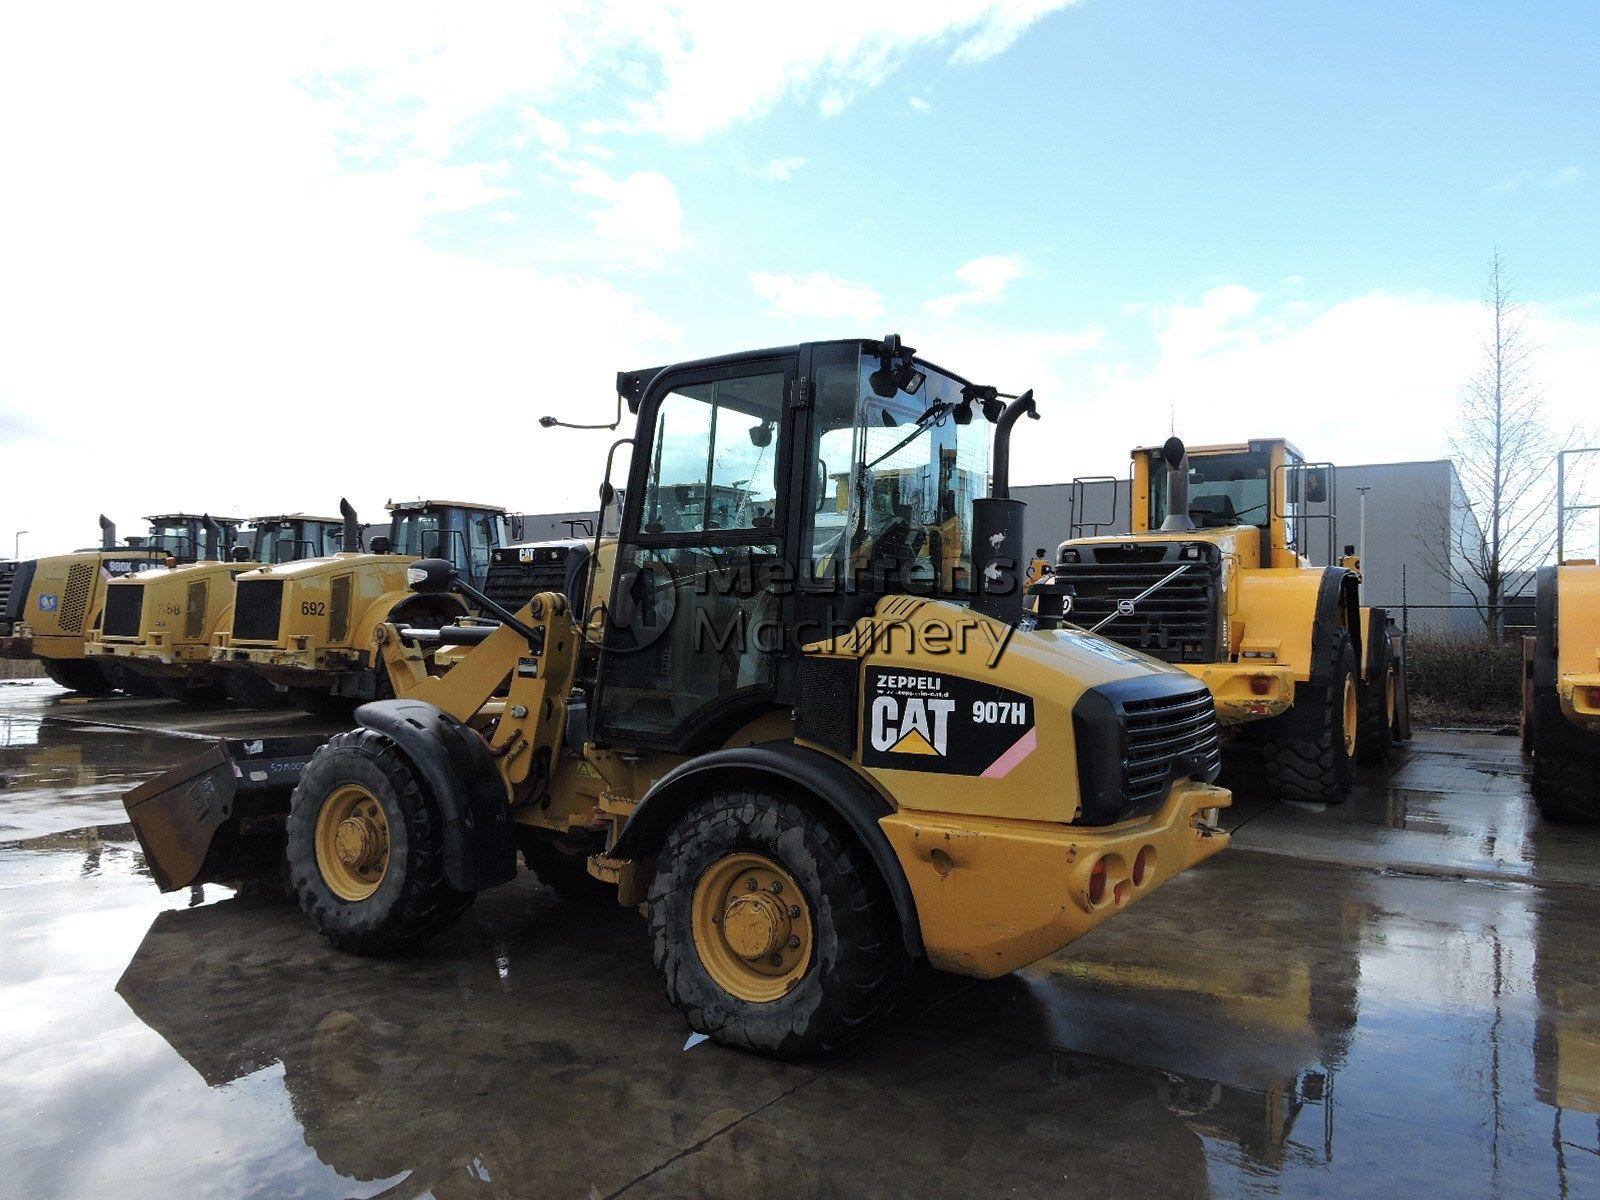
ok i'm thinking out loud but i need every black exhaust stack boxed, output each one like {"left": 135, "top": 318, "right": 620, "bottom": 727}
{"left": 99, "top": 514, "right": 116, "bottom": 550}
{"left": 1158, "top": 437, "right": 1196, "bottom": 533}
{"left": 339, "top": 498, "right": 361, "bottom": 552}
{"left": 972, "top": 391, "right": 1038, "bottom": 624}
{"left": 202, "top": 514, "right": 223, "bottom": 561}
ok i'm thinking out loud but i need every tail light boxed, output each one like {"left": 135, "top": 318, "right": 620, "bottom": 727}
{"left": 1249, "top": 674, "right": 1273, "bottom": 696}
{"left": 1088, "top": 857, "right": 1108, "bottom": 905}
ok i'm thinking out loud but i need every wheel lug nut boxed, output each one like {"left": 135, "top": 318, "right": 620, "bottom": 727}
{"left": 769, "top": 953, "right": 783, "bottom": 967}
{"left": 746, "top": 879, "right": 758, "bottom": 891}
{"left": 769, "top": 881, "right": 782, "bottom": 894}
{"left": 787, "top": 935, "right": 800, "bottom": 949}
{"left": 788, "top": 905, "right": 800, "bottom": 919}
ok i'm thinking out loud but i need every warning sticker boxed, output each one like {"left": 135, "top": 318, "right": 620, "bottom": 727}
{"left": 862, "top": 668, "right": 1037, "bottom": 777}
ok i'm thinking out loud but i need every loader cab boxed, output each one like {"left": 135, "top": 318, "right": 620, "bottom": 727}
{"left": 143, "top": 515, "right": 243, "bottom": 564}
{"left": 248, "top": 515, "right": 346, "bottom": 565}
{"left": 1137, "top": 439, "right": 1332, "bottom": 568}
{"left": 386, "top": 501, "right": 507, "bottom": 590}
{"left": 595, "top": 337, "right": 997, "bottom": 750}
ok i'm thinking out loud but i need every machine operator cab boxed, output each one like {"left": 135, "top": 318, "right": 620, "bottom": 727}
{"left": 246, "top": 515, "right": 346, "bottom": 565}
{"left": 143, "top": 514, "right": 244, "bottom": 565}
{"left": 1133, "top": 438, "right": 1335, "bottom": 570}
{"left": 383, "top": 500, "right": 508, "bottom": 590}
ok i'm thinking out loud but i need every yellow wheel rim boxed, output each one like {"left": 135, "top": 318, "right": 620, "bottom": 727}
{"left": 314, "top": 783, "right": 391, "bottom": 901}
{"left": 1342, "top": 675, "right": 1359, "bottom": 758}
{"left": 1385, "top": 666, "right": 1397, "bottom": 726}
{"left": 691, "top": 853, "right": 813, "bottom": 1003}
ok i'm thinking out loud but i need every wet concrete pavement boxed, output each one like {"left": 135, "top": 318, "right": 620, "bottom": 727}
{"left": 2, "top": 678, "right": 1597, "bottom": 1199}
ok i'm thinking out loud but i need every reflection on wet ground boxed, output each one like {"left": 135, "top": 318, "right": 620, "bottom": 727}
{"left": 2, "top": 680, "right": 1598, "bottom": 1199}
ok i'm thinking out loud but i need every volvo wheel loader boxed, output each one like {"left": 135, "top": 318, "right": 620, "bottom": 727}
{"left": 0, "top": 514, "right": 207, "bottom": 693}
{"left": 211, "top": 499, "right": 514, "bottom": 716}
{"left": 1041, "top": 437, "right": 1409, "bottom": 805}
{"left": 1524, "top": 447, "right": 1600, "bottom": 822}
{"left": 124, "top": 336, "right": 1231, "bottom": 1057}
{"left": 88, "top": 513, "right": 345, "bottom": 706}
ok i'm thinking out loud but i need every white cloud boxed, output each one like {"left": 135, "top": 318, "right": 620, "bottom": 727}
{"left": 924, "top": 254, "right": 1028, "bottom": 317}
{"left": 748, "top": 156, "right": 807, "bottom": 182}
{"left": 908, "top": 96, "right": 934, "bottom": 113}
{"left": 750, "top": 272, "right": 885, "bottom": 323}
{"left": 1490, "top": 164, "right": 1585, "bottom": 195}
{"left": 557, "top": 161, "right": 686, "bottom": 266}
{"left": 1004, "top": 285, "right": 1600, "bottom": 494}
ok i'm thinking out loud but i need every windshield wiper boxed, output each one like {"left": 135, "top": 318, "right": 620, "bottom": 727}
{"left": 863, "top": 400, "right": 949, "bottom": 471}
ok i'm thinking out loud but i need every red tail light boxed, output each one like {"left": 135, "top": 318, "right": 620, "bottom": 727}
{"left": 1088, "top": 857, "right": 1108, "bottom": 905}
{"left": 1250, "top": 674, "right": 1272, "bottom": 696}
{"left": 1133, "top": 845, "right": 1154, "bottom": 886}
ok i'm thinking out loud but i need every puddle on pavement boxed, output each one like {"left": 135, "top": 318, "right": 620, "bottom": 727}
{"left": 2, "top": 687, "right": 1598, "bottom": 1197}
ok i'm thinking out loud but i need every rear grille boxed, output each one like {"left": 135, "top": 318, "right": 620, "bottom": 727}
{"left": 60, "top": 562, "right": 95, "bottom": 633}
{"left": 1121, "top": 687, "right": 1221, "bottom": 814}
{"left": 233, "top": 579, "right": 285, "bottom": 642}
{"left": 0, "top": 562, "right": 16, "bottom": 631}
{"left": 103, "top": 584, "right": 145, "bottom": 639}
{"left": 183, "top": 580, "right": 209, "bottom": 640}
{"left": 1054, "top": 544, "right": 1220, "bottom": 663}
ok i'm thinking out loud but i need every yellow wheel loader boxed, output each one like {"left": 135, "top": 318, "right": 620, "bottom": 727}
{"left": 1524, "top": 447, "right": 1600, "bottom": 822}
{"left": 88, "top": 513, "right": 344, "bottom": 706}
{"left": 211, "top": 499, "right": 515, "bottom": 717}
{"left": 123, "top": 336, "right": 1232, "bottom": 1057}
{"left": 0, "top": 514, "right": 206, "bottom": 694}
{"left": 1042, "top": 438, "right": 1409, "bottom": 805}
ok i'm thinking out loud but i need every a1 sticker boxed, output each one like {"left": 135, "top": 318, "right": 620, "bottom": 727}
{"left": 863, "top": 668, "right": 1037, "bottom": 777}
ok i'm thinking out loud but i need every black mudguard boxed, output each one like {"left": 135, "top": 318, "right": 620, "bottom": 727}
{"left": 354, "top": 699, "right": 516, "bottom": 892}
{"left": 611, "top": 741, "right": 923, "bottom": 957}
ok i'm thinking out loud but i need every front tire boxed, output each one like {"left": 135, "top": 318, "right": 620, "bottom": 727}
{"left": 154, "top": 675, "right": 231, "bottom": 707}
{"left": 648, "top": 789, "right": 908, "bottom": 1057}
{"left": 287, "top": 729, "right": 475, "bottom": 954}
{"left": 1259, "top": 631, "right": 1359, "bottom": 803}
{"left": 520, "top": 833, "right": 611, "bottom": 902}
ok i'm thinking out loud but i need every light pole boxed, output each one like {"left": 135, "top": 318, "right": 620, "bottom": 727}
{"left": 12, "top": 531, "right": 26, "bottom": 560}
{"left": 1355, "top": 487, "right": 1371, "bottom": 566}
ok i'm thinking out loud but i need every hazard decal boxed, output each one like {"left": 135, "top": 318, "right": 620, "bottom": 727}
{"left": 862, "top": 668, "right": 1037, "bottom": 777}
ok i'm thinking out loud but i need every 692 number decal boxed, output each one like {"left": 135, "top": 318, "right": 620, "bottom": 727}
{"left": 299, "top": 601, "right": 325, "bottom": 616}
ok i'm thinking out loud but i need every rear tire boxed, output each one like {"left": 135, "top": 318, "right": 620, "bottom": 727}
{"left": 1356, "top": 631, "right": 1396, "bottom": 764}
{"left": 1530, "top": 689, "right": 1600, "bottom": 823}
{"left": 648, "top": 788, "right": 908, "bottom": 1058}
{"left": 154, "top": 675, "right": 231, "bottom": 707}
{"left": 224, "top": 670, "right": 286, "bottom": 709}
{"left": 288, "top": 729, "right": 475, "bottom": 954}
{"left": 40, "top": 657, "right": 117, "bottom": 694}
{"left": 1259, "top": 631, "right": 1359, "bottom": 804}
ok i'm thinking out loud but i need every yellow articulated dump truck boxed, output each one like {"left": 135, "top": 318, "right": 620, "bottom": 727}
{"left": 87, "top": 513, "right": 345, "bottom": 706}
{"left": 123, "top": 335, "right": 1231, "bottom": 1057}
{"left": 0, "top": 514, "right": 210, "bottom": 694}
{"left": 1524, "top": 447, "right": 1600, "bottom": 822}
{"left": 1042, "top": 437, "right": 1409, "bottom": 805}
{"left": 211, "top": 499, "right": 514, "bottom": 716}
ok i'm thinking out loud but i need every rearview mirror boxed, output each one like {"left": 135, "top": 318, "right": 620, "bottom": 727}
{"left": 749, "top": 421, "right": 773, "bottom": 448}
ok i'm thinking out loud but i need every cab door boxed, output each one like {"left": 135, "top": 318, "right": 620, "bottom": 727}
{"left": 593, "top": 354, "right": 800, "bottom": 750}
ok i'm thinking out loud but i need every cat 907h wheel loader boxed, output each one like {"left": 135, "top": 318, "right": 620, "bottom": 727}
{"left": 123, "top": 336, "right": 1232, "bottom": 1058}
{"left": 1042, "top": 437, "right": 1410, "bottom": 805}
{"left": 0, "top": 514, "right": 218, "bottom": 694}
{"left": 87, "top": 511, "right": 347, "bottom": 706}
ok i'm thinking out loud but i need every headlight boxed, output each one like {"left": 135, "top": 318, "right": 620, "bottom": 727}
{"left": 1058, "top": 547, "right": 1080, "bottom": 563}
{"left": 1180, "top": 544, "right": 1202, "bottom": 560}
{"left": 406, "top": 567, "right": 428, "bottom": 586}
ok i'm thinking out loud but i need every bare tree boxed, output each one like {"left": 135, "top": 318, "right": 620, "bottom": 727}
{"left": 1419, "top": 250, "right": 1570, "bottom": 638}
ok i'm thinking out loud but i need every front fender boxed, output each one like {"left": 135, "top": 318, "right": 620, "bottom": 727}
{"left": 354, "top": 699, "right": 516, "bottom": 891}
{"left": 611, "top": 742, "right": 924, "bottom": 957}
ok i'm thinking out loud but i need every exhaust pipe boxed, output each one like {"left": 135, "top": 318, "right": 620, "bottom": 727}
{"left": 972, "top": 391, "right": 1039, "bottom": 624}
{"left": 202, "top": 514, "right": 224, "bottom": 561}
{"left": 99, "top": 514, "right": 116, "bottom": 549}
{"left": 339, "top": 497, "right": 361, "bottom": 552}
{"left": 1159, "top": 437, "right": 1196, "bottom": 533}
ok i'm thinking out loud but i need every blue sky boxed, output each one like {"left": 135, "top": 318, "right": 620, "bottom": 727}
{"left": 2, "top": 1, "right": 1597, "bottom": 554}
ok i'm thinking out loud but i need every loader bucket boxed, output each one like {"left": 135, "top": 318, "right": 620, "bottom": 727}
{"left": 123, "top": 736, "right": 327, "bottom": 891}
